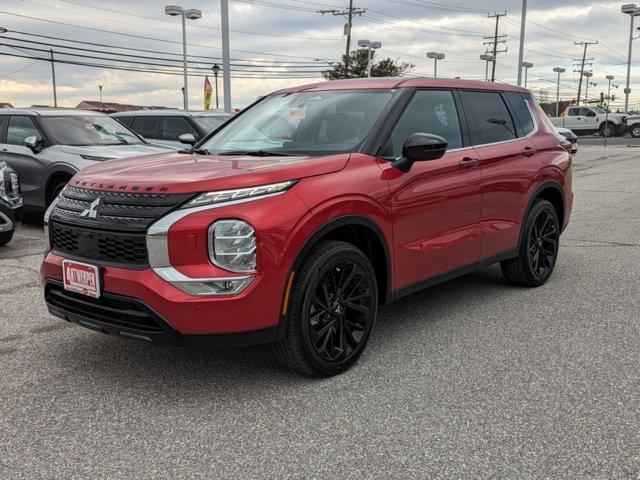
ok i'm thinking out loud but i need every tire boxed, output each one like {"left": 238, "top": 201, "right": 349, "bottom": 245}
{"left": 0, "top": 230, "right": 15, "bottom": 247}
{"left": 600, "top": 122, "right": 615, "bottom": 138}
{"left": 630, "top": 124, "right": 640, "bottom": 138}
{"left": 48, "top": 180, "right": 69, "bottom": 207}
{"left": 500, "top": 199, "right": 560, "bottom": 288}
{"left": 274, "top": 240, "right": 378, "bottom": 377}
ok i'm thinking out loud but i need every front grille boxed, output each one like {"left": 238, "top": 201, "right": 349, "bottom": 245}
{"left": 49, "top": 186, "right": 193, "bottom": 266}
{"left": 45, "top": 282, "right": 165, "bottom": 333}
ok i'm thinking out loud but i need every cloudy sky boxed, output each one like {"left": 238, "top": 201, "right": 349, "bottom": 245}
{"left": 0, "top": 0, "right": 636, "bottom": 111}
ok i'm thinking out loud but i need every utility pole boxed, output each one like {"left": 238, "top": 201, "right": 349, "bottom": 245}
{"left": 485, "top": 12, "right": 507, "bottom": 82}
{"left": 220, "top": 0, "right": 232, "bottom": 113}
{"left": 516, "top": 0, "right": 528, "bottom": 86}
{"left": 318, "top": 2, "right": 366, "bottom": 78}
{"left": 583, "top": 71, "right": 593, "bottom": 105}
{"left": 574, "top": 41, "right": 598, "bottom": 106}
{"left": 605, "top": 75, "right": 614, "bottom": 147}
{"left": 50, "top": 49, "right": 57, "bottom": 107}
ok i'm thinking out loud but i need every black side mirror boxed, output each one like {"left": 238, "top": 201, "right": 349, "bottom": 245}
{"left": 24, "top": 136, "right": 42, "bottom": 153}
{"left": 178, "top": 133, "right": 196, "bottom": 145}
{"left": 392, "top": 133, "right": 448, "bottom": 172}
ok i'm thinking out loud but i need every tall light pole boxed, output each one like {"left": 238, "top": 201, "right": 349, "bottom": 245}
{"left": 50, "top": 49, "right": 58, "bottom": 107}
{"left": 220, "top": 0, "right": 232, "bottom": 113}
{"left": 605, "top": 74, "right": 614, "bottom": 147}
{"left": 427, "top": 51, "right": 445, "bottom": 78}
{"left": 357, "top": 39, "right": 382, "bottom": 77}
{"left": 165, "top": 5, "right": 202, "bottom": 110}
{"left": 212, "top": 63, "right": 220, "bottom": 109}
{"left": 517, "top": 0, "right": 528, "bottom": 86}
{"left": 622, "top": 4, "right": 640, "bottom": 113}
{"left": 480, "top": 53, "right": 494, "bottom": 81}
{"left": 553, "top": 67, "right": 566, "bottom": 118}
{"left": 98, "top": 85, "right": 103, "bottom": 106}
{"left": 522, "top": 62, "right": 533, "bottom": 88}
{"left": 583, "top": 71, "right": 593, "bottom": 104}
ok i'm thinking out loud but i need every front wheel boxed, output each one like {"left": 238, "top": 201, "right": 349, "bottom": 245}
{"left": 275, "top": 241, "right": 378, "bottom": 377}
{"left": 0, "top": 230, "right": 15, "bottom": 247}
{"left": 630, "top": 124, "right": 640, "bottom": 138}
{"left": 500, "top": 199, "right": 560, "bottom": 287}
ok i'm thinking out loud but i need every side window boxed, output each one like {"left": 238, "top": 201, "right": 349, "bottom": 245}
{"left": 162, "top": 117, "right": 198, "bottom": 141}
{"left": 7, "top": 116, "right": 41, "bottom": 146}
{"left": 579, "top": 108, "right": 594, "bottom": 116}
{"left": 459, "top": 91, "right": 517, "bottom": 145}
{"left": 504, "top": 92, "right": 535, "bottom": 137}
{"left": 382, "top": 90, "right": 462, "bottom": 158}
{"left": 568, "top": 108, "right": 580, "bottom": 116}
{"left": 130, "top": 116, "right": 159, "bottom": 139}
{"left": 115, "top": 116, "right": 134, "bottom": 127}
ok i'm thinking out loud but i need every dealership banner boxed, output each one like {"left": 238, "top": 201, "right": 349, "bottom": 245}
{"left": 204, "top": 76, "right": 213, "bottom": 110}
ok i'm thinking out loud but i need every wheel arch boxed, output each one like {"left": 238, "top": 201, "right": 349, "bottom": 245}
{"left": 277, "top": 215, "right": 392, "bottom": 340}
{"left": 517, "top": 181, "right": 565, "bottom": 251}
{"left": 45, "top": 167, "right": 76, "bottom": 206}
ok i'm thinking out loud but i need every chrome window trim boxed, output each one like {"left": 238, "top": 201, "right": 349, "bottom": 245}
{"left": 145, "top": 190, "right": 286, "bottom": 296}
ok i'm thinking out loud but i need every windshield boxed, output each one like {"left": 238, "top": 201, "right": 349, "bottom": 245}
{"left": 200, "top": 90, "right": 395, "bottom": 156}
{"left": 592, "top": 107, "right": 606, "bottom": 114}
{"left": 40, "top": 115, "right": 143, "bottom": 146}
{"left": 193, "top": 115, "right": 230, "bottom": 133}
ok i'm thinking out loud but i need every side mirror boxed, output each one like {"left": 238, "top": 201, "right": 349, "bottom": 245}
{"left": 392, "top": 133, "right": 448, "bottom": 172}
{"left": 24, "top": 136, "right": 42, "bottom": 153}
{"left": 178, "top": 133, "right": 196, "bottom": 145}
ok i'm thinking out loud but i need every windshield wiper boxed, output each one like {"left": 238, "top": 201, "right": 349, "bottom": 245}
{"left": 217, "top": 150, "right": 296, "bottom": 157}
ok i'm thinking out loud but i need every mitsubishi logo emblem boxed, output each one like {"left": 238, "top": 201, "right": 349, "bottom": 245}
{"left": 80, "top": 198, "right": 102, "bottom": 219}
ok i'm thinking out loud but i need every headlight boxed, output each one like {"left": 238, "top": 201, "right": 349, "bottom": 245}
{"left": 184, "top": 181, "right": 296, "bottom": 208}
{"left": 208, "top": 219, "right": 256, "bottom": 272}
{"left": 10, "top": 173, "right": 19, "bottom": 195}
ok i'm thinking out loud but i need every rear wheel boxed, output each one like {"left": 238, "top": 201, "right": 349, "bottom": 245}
{"left": 600, "top": 122, "right": 615, "bottom": 138}
{"left": 500, "top": 199, "right": 560, "bottom": 287}
{"left": 275, "top": 241, "right": 378, "bottom": 377}
{"left": 0, "top": 230, "right": 15, "bottom": 247}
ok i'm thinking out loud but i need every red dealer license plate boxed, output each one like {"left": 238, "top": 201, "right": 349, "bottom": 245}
{"left": 62, "top": 260, "right": 100, "bottom": 298}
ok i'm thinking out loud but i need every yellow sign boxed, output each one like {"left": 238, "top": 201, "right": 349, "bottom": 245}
{"left": 204, "top": 76, "right": 212, "bottom": 110}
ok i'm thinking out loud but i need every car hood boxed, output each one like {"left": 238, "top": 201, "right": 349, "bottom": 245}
{"left": 70, "top": 152, "right": 350, "bottom": 194}
{"left": 59, "top": 143, "right": 175, "bottom": 159}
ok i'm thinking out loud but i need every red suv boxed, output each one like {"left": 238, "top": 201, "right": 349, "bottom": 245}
{"left": 41, "top": 78, "right": 572, "bottom": 376}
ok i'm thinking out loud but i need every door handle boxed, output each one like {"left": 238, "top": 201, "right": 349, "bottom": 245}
{"left": 522, "top": 147, "right": 537, "bottom": 157}
{"left": 458, "top": 157, "right": 478, "bottom": 169}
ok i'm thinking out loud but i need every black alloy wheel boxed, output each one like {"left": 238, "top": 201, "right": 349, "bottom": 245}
{"left": 528, "top": 208, "right": 558, "bottom": 279}
{"left": 306, "top": 260, "right": 373, "bottom": 363}
{"left": 501, "top": 199, "right": 560, "bottom": 287}
{"left": 275, "top": 241, "right": 378, "bottom": 377}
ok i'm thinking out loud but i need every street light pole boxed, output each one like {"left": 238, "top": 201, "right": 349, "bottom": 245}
{"left": 583, "top": 71, "right": 593, "bottom": 105}
{"left": 605, "top": 74, "right": 614, "bottom": 147}
{"left": 98, "top": 85, "right": 103, "bottom": 106}
{"left": 212, "top": 63, "right": 220, "bottom": 109}
{"left": 220, "top": 0, "right": 232, "bottom": 113}
{"left": 50, "top": 49, "right": 58, "bottom": 107}
{"left": 517, "top": 0, "right": 528, "bottom": 86}
{"left": 622, "top": 4, "right": 640, "bottom": 113}
{"left": 165, "top": 5, "right": 202, "bottom": 110}
{"left": 553, "top": 67, "right": 566, "bottom": 118}
{"left": 357, "top": 39, "right": 382, "bottom": 77}
{"left": 427, "top": 52, "right": 445, "bottom": 78}
{"left": 480, "top": 53, "right": 494, "bottom": 82}
{"left": 522, "top": 62, "right": 533, "bottom": 88}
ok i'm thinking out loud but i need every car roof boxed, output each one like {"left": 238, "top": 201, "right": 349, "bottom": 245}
{"left": 0, "top": 108, "right": 108, "bottom": 117}
{"left": 111, "top": 109, "right": 231, "bottom": 117}
{"left": 271, "top": 77, "right": 530, "bottom": 95}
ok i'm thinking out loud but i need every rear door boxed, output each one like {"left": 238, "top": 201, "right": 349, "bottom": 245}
{"left": 128, "top": 116, "right": 160, "bottom": 141}
{"left": 460, "top": 90, "right": 537, "bottom": 259}
{"left": 0, "top": 115, "right": 48, "bottom": 208}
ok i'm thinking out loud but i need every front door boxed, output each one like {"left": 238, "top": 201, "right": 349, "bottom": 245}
{"left": 377, "top": 89, "right": 482, "bottom": 291}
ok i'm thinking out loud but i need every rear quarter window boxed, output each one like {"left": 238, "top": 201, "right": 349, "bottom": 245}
{"left": 504, "top": 92, "right": 535, "bottom": 137}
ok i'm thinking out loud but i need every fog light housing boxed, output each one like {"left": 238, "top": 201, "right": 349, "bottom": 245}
{"left": 209, "top": 219, "right": 256, "bottom": 272}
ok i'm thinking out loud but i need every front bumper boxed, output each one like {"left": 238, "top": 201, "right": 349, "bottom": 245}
{"left": 0, "top": 199, "right": 22, "bottom": 233}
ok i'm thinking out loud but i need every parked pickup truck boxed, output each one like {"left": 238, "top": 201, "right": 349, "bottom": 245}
{"left": 549, "top": 106, "right": 627, "bottom": 137}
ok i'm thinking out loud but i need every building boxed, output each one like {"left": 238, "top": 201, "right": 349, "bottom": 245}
{"left": 75, "top": 101, "right": 169, "bottom": 113}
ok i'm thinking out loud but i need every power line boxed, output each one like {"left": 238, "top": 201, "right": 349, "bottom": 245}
{"left": 486, "top": 11, "right": 507, "bottom": 82}
{"left": 318, "top": 0, "right": 366, "bottom": 78}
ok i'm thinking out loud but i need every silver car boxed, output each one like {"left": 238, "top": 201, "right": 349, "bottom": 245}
{"left": 0, "top": 109, "right": 174, "bottom": 210}
{"left": 112, "top": 110, "right": 232, "bottom": 148}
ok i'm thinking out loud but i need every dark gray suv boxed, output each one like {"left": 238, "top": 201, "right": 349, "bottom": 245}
{"left": 0, "top": 109, "right": 174, "bottom": 210}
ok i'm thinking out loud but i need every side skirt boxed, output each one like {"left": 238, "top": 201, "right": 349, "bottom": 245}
{"left": 391, "top": 249, "right": 517, "bottom": 302}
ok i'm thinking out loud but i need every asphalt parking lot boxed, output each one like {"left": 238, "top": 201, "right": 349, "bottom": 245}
{"left": 1, "top": 145, "right": 639, "bottom": 478}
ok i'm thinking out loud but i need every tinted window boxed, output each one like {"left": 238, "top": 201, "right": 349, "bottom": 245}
{"left": 567, "top": 108, "right": 580, "bottom": 116}
{"left": 504, "top": 92, "right": 535, "bottom": 137}
{"left": 382, "top": 90, "right": 462, "bottom": 158}
{"left": 130, "top": 116, "right": 159, "bottom": 138}
{"left": 162, "top": 116, "right": 198, "bottom": 141}
{"left": 192, "top": 116, "right": 229, "bottom": 134}
{"left": 115, "top": 116, "right": 134, "bottom": 127}
{"left": 7, "top": 116, "right": 41, "bottom": 146}
{"left": 460, "top": 91, "right": 517, "bottom": 145}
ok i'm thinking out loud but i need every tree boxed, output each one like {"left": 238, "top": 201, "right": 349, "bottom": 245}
{"left": 322, "top": 48, "right": 414, "bottom": 80}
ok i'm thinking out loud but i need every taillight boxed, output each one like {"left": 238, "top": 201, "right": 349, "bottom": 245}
{"left": 559, "top": 138, "right": 572, "bottom": 153}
